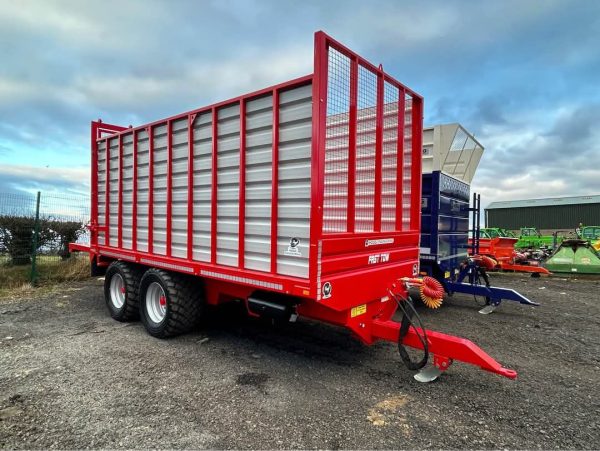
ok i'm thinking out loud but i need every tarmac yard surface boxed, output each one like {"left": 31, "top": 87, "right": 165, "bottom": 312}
{"left": 1, "top": 273, "right": 599, "bottom": 449}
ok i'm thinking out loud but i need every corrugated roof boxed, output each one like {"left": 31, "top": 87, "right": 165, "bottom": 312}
{"left": 487, "top": 195, "right": 600, "bottom": 209}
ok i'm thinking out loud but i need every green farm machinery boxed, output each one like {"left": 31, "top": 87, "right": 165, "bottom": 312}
{"left": 544, "top": 226, "right": 600, "bottom": 274}
{"left": 514, "top": 227, "right": 556, "bottom": 250}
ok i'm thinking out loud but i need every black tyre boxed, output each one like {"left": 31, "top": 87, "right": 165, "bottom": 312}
{"left": 104, "top": 261, "right": 143, "bottom": 321}
{"left": 139, "top": 269, "right": 204, "bottom": 338}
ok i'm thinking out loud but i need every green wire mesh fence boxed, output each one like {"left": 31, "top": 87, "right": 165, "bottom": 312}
{"left": 0, "top": 191, "right": 90, "bottom": 287}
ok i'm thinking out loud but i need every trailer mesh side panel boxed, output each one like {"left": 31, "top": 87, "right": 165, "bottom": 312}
{"left": 402, "top": 95, "right": 413, "bottom": 229}
{"left": 355, "top": 66, "right": 377, "bottom": 232}
{"left": 322, "top": 43, "right": 415, "bottom": 234}
{"left": 323, "top": 48, "right": 350, "bottom": 233}
{"left": 381, "top": 82, "right": 399, "bottom": 232}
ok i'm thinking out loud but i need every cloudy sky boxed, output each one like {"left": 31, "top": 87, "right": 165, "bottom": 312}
{"left": 1, "top": 0, "right": 599, "bottom": 208}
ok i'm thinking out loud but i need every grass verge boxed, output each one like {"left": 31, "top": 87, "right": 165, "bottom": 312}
{"left": 0, "top": 255, "right": 90, "bottom": 300}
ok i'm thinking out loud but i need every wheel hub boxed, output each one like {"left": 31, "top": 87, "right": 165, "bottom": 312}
{"left": 109, "top": 274, "right": 126, "bottom": 309}
{"left": 146, "top": 282, "right": 167, "bottom": 324}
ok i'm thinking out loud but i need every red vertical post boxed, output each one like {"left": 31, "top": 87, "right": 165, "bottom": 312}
{"left": 166, "top": 120, "right": 173, "bottom": 257}
{"left": 347, "top": 57, "right": 358, "bottom": 233}
{"left": 117, "top": 134, "right": 123, "bottom": 248}
{"left": 238, "top": 100, "right": 246, "bottom": 268}
{"left": 105, "top": 139, "right": 110, "bottom": 246}
{"left": 270, "top": 90, "right": 279, "bottom": 274}
{"left": 148, "top": 126, "right": 154, "bottom": 254}
{"left": 187, "top": 114, "right": 196, "bottom": 261}
{"left": 410, "top": 96, "right": 423, "bottom": 232}
{"left": 132, "top": 130, "right": 138, "bottom": 251}
{"left": 374, "top": 71, "right": 384, "bottom": 232}
{"left": 211, "top": 107, "right": 218, "bottom": 264}
{"left": 395, "top": 89, "right": 406, "bottom": 230}
{"left": 309, "top": 31, "right": 328, "bottom": 291}
{"left": 90, "top": 122, "right": 99, "bottom": 250}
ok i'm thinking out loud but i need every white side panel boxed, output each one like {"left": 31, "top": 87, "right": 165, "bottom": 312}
{"left": 136, "top": 129, "right": 150, "bottom": 252}
{"left": 217, "top": 104, "right": 240, "bottom": 267}
{"left": 121, "top": 133, "right": 134, "bottom": 249}
{"left": 244, "top": 94, "right": 273, "bottom": 272}
{"left": 171, "top": 118, "right": 189, "bottom": 258}
{"left": 192, "top": 112, "right": 212, "bottom": 262}
{"left": 97, "top": 142, "right": 107, "bottom": 245}
{"left": 108, "top": 137, "right": 119, "bottom": 247}
{"left": 276, "top": 83, "right": 312, "bottom": 278}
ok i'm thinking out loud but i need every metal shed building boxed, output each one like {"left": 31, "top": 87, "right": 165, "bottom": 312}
{"left": 485, "top": 195, "right": 600, "bottom": 231}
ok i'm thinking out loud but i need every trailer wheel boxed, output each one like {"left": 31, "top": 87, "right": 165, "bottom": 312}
{"left": 104, "top": 261, "right": 143, "bottom": 321}
{"left": 139, "top": 269, "right": 204, "bottom": 338}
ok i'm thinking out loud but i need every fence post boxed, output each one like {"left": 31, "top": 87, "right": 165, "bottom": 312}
{"left": 30, "top": 191, "right": 41, "bottom": 286}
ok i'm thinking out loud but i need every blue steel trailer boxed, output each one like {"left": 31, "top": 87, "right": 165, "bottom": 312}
{"left": 419, "top": 171, "right": 539, "bottom": 314}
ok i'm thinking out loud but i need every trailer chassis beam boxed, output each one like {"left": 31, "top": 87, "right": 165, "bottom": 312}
{"left": 370, "top": 319, "right": 517, "bottom": 381}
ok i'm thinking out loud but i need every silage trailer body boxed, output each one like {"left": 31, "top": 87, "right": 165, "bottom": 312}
{"left": 72, "top": 32, "right": 517, "bottom": 381}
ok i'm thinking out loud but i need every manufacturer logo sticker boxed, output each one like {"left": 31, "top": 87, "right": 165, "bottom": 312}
{"left": 284, "top": 237, "right": 301, "bottom": 257}
{"left": 322, "top": 282, "right": 332, "bottom": 299}
{"left": 365, "top": 238, "right": 394, "bottom": 247}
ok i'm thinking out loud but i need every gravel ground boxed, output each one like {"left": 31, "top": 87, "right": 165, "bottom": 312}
{"left": 1, "top": 273, "right": 599, "bottom": 449}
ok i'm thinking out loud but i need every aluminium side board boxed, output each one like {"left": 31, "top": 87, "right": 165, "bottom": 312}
{"left": 84, "top": 32, "right": 423, "bottom": 323}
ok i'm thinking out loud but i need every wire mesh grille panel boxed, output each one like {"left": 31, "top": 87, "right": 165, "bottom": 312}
{"left": 323, "top": 48, "right": 350, "bottom": 233}
{"left": 355, "top": 66, "right": 377, "bottom": 232}
{"left": 381, "top": 81, "right": 399, "bottom": 232}
{"left": 323, "top": 43, "right": 415, "bottom": 234}
{"left": 402, "top": 95, "right": 413, "bottom": 229}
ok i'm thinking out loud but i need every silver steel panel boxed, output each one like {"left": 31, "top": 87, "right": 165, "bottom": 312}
{"left": 216, "top": 104, "right": 240, "bottom": 267}
{"left": 275, "top": 84, "right": 312, "bottom": 278}
{"left": 192, "top": 113, "right": 213, "bottom": 262}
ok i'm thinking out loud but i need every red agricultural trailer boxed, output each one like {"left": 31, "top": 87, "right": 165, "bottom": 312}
{"left": 71, "top": 31, "right": 517, "bottom": 382}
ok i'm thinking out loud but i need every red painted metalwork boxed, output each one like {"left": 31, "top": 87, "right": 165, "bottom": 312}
{"left": 374, "top": 69, "right": 384, "bottom": 232}
{"left": 238, "top": 100, "right": 246, "bottom": 269}
{"left": 187, "top": 114, "right": 196, "bottom": 261}
{"left": 166, "top": 120, "right": 173, "bottom": 257}
{"left": 73, "top": 32, "right": 518, "bottom": 381}
{"left": 132, "top": 129, "right": 138, "bottom": 252}
{"left": 270, "top": 90, "right": 279, "bottom": 274}
{"left": 395, "top": 89, "right": 405, "bottom": 230}
{"left": 410, "top": 95, "right": 423, "bottom": 232}
{"left": 104, "top": 139, "right": 110, "bottom": 246}
{"left": 147, "top": 126, "right": 154, "bottom": 254}
{"left": 117, "top": 134, "right": 124, "bottom": 248}
{"left": 308, "top": 30, "right": 327, "bottom": 290}
{"left": 370, "top": 319, "right": 517, "bottom": 379}
{"left": 210, "top": 108, "right": 218, "bottom": 264}
{"left": 347, "top": 57, "right": 358, "bottom": 233}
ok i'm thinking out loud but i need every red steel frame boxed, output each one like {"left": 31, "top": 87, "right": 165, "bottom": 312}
{"left": 72, "top": 32, "right": 517, "bottom": 380}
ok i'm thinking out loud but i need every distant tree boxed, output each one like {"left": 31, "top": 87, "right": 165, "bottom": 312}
{"left": 0, "top": 215, "right": 53, "bottom": 265}
{"left": 47, "top": 219, "right": 85, "bottom": 260}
